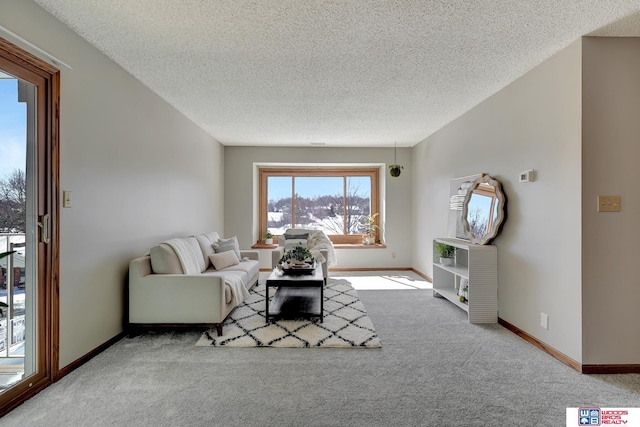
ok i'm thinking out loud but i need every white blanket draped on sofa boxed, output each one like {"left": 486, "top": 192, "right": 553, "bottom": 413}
{"left": 165, "top": 238, "right": 250, "bottom": 305}
{"left": 225, "top": 273, "right": 250, "bottom": 305}
{"left": 165, "top": 238, "right": 202, "bottom": 274}
{"left": 307, "top": 230, "right": 337, "bottom": 267}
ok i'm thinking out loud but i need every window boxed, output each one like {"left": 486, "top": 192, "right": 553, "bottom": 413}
{"left": 259, "top": 167, "right": 380, "bottom": 244}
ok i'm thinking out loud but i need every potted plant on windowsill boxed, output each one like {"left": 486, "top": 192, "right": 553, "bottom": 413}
{"left": 362, "top": 213, "right": 379, "bottom": 245}
{"left": 263, "top": 230, "right": 274, "bottom": 245}
{"left": 435, "top": 242, "right": 455, "bottom": 266}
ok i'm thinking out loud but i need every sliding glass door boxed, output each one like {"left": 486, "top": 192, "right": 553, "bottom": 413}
{"left": 0, "top": 72, "right": 36, "bottom": 390}
{"left": 0, "top": 37, "right": 59, "bottom": 416}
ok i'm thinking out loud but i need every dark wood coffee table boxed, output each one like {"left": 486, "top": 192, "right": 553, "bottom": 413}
{"left": 265, "top": 264, "right": 324, "bottom": 323}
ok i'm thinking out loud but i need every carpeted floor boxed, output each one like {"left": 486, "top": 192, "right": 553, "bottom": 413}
{"left": 196, "top": 280, "right": 381, "bottom": 348}
{"left": 1, "top": 271, "right": 639, "bottom": 426}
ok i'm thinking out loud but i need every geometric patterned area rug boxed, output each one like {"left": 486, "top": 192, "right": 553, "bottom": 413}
{"left": 196, "top": 279, "right": 382, "bottom": 348}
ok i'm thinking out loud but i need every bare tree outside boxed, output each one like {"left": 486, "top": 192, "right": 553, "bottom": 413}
{"left": 267, "top": 176, "right": 371, "bottom": 235}
{"left": 0, "top": 169, "right": 26, "bottom": 232}
{"left": 467, "top": 207, "right": 488, "bottom": 237}
{"left": 318, "top": 177, "right": 369, "bottom": 235}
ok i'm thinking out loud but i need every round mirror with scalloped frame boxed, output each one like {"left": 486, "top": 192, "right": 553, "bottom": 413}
{"left": 461, "top": 175, "right": 506, "bottom": 245}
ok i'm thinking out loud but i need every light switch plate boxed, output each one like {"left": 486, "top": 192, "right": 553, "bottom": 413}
{"left": 597, "top": 195, "right": 621, "bottom": 212}
{"left": 63, "top": 190, "right": 72, "bottom": 208}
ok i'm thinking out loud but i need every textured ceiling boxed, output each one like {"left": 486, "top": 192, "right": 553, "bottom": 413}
{"left": 34, "top": 1, "right": 640, "bottom": 147}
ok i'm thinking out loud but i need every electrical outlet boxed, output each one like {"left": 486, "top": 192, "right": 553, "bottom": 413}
{"left": 597, "top": 195, "right": 621, "bottom": 212}
{"left": 392, "top": 252, "right": 396, "bottom": 259}
{"left": 540, "top": 312, "right": 549, "bottom": 330}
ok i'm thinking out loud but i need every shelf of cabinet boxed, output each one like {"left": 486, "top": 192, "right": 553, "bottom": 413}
{"left": 432, "top": 237, "right": 497, "bottom": 323}
{"left": 432, "top": 287, "right": 468, "bottom": 311}
{"left": 433, "top": 262, "right": 469, "bottom": 279}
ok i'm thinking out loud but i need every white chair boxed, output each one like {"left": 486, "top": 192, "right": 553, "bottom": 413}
{"left": 271, "top": 229, "right": 329, "bottom": 279}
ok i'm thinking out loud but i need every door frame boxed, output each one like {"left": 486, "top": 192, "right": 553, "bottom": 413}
{"left": 0, "top": 37, "right": 59, "bottom": 416}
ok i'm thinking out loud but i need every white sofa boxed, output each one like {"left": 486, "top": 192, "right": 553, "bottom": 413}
{"left": 129, "top": 232, "right": 259, "bottom": 336}
{"left": 271, "top": 228, "right": 333, "bottom": 279}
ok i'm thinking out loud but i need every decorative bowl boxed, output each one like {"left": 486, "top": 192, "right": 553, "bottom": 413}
{"left": 281, "top": 261, "right": 316, "bottom": 275}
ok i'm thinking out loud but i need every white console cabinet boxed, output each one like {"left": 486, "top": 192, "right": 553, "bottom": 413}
{"left": 432, "top": 237, "right": 497, "bottom": 323}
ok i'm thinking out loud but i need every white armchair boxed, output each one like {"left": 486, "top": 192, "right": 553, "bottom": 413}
{"left": 271, "top": 229, "right": 332, "bottom": 279}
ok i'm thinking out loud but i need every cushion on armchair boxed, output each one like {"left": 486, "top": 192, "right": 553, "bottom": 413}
{"left": 283, "top": 232, "right": 309, "bottom": 240}
{"left": 280, "top": 229, "right": 310, "bottom": 249}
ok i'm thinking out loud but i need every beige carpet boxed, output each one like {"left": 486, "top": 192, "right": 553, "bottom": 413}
{"left": 196, "top": 279, "right": 381, "bottom": 348}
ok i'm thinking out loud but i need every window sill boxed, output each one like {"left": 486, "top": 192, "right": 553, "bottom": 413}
{"left": 252, "top": 243, "right": 387, "bottom": 249}
{"left": 333, "top": 243, "right": 387, "bottom": 249}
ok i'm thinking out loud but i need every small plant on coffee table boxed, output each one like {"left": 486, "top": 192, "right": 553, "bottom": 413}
{"left": 278, "top": 244, "right": 315, "bottom": 267}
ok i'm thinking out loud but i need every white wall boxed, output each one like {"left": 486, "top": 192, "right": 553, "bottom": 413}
{"left": 412, "top": 41, "right": 584, "bottom": 362}
{"left": 223, "top": 146, "right": 412, "bottom": 270}
{"left": 1, "top": 0, "right": 224, "bottom": 368}
{"left": 582, "top": 37, "right": 640, "bottom": 365}
{"left": 9, "top": 1, "right": 635, "bottom": 370}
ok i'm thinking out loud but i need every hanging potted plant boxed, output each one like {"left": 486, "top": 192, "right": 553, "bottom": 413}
{"left": 389, "top": 142, "right": 404, "bottom": 177}
{"left": 389, "top": 164, "right": 403, "bottom": 177}
{"left": 435, "top": 242, "right": 455, "bottom": 266}
{"left": 263, "top": 230, "right": 274, "bottom": 245}
{"left": 362, "top": 213, "right": 379, "bottom": 245}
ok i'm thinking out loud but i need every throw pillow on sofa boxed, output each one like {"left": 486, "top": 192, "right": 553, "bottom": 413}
{"left": 149, "top": 243, "right": 184, "bottom": 274}
{"left": 195, "top": 231, "right": 221, "bottom": 270}
{"left": 214, "top": 236, "right": 241, "bottom": 260}
{"left": 209, "top": 251, "right": 239, "bottom": 270}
